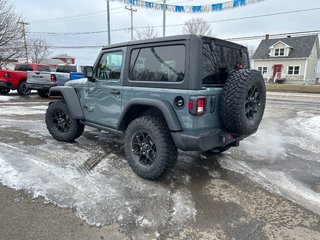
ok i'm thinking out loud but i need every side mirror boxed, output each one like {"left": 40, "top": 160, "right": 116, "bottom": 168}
{"left": 83, "top": 66, "right": 95, "bottom": 82}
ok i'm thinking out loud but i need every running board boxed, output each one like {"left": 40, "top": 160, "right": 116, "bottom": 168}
{"left": 81, "top": 121, "right": 124, "bottom": 136}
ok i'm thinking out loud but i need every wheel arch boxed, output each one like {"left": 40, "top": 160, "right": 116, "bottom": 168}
{"left": 49, "top": 86, "right": 84, "bottom": 120}
{"left": 117, "top": 98, "right": 182, "bottom": 132}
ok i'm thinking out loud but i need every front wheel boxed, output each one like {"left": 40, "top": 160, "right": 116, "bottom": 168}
{"left": 0, "top": 88, "right": 10, "bottom": 95}
{"left": 45, "top": 101, "right": 84, "bottom": 142}
{"left": 17, "top": 80, "right": 31, "bottom": 95}
{"left": 124, "top": 116, "right": 178, "bottom": 180}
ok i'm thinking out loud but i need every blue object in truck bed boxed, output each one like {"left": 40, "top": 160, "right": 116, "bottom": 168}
{"left": 70, "top": 72, "right": 84, "bottom": 80}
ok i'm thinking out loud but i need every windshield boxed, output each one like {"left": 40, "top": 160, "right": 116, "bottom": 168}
{"left": 202, "top": 40, "right": 249, "bottom": 85}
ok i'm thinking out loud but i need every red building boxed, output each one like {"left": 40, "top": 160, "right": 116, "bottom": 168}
{"left": 52, "top": 54, "right": 75, "bottom": 64}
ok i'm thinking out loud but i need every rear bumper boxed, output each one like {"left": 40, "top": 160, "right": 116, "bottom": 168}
{"left": 27, "top": 83, "right": 56, "bottom": 90}
{"left": 0, "top": 81, "right": 12, "bottom": 89}
{"left": 171, "top": 130, "right": 245, "bottom": 152}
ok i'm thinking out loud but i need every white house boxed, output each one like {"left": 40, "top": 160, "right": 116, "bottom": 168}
{"left": 252, "top": 35, "right": 320, "bottom": 84}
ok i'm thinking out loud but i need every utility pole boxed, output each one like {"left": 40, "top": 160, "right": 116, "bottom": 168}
{"left": 18, "top": 21, "right": 29, "bottom": 62}
{"left": 163, "top": 0, "right": 166, "bottom": 37}
{"left": 125, "top": 6, "right": 137, "bottom": 41}
{"left": 106, "top": 0, "right": 111, "bottom": 45}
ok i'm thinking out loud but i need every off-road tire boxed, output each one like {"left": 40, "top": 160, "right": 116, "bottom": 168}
{"left": 220, "top": 69, "right": 266, "bottom": 135}
{"left": 45, "top": 101, "right": 84, "bottom": 142}
{"left": 0, "top": 88, "right": 10, "bottom": 95}
{"left": 17, "top": 80, "right": 31, "bottom": 95}
{"left": 124, "top": 116, "right": 178, "bottom": 180}
{"left": 37, "top": 89, "right": 49, "bottom": 98}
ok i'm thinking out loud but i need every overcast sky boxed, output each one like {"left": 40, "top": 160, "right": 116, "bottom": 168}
{"left": 11, "top": 0, "right": 320, "bottom": 65}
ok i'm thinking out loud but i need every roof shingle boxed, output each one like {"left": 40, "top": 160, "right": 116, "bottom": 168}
{"left": 252, "top": 35, "right": 319, "bottom": 59}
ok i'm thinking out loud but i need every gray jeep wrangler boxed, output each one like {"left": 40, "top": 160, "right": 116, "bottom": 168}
{"left": 45, "top": 34, "right": 266, "bottom": 180}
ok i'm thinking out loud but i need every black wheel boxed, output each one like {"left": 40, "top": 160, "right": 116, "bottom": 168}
{"left": 0, "top": 88, "right": 10, "bottom": 95}
{"left": 220, "top": 69, "right": 266, "bottom": 135}
{"left": 17, "top": 80, "right": 31, "bottom": 95}
{"left": 37, "top": 89, "right": 49, "bottom": 98}
{"left": 124, "top": 116, "right": 178, "bottom": 180}
{"left": 45, "top": 101, "right": 84, "bottom": 142}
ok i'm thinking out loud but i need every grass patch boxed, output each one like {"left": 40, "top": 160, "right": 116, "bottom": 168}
{"left": 266, "top": 84, "right": 320, "bottom": 94}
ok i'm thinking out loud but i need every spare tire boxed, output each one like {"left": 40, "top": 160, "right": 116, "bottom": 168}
{"left": 220, "top": 69, "right": 266, "bottom": 135}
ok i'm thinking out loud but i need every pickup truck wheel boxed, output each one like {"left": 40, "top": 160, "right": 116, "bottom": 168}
{"left": 17, "top": 80, "right": 31, "bottom": 95}
{"left": 45, "top": 101, "right": 84, "bottom": 142}
{"left": 37, "top": 89, "right": 49, "bottom": 98}
{"left": 124, "top": 116, "right": 178, "bottom": 180}
{"left": 220, "top": 69, "right": 266, "bottom": 135}
{"left": 0, "top": 88, "right": 10, "bottom": 95}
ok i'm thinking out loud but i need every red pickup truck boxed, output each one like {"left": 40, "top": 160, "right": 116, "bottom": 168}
{"left": 0, "top": 63, "right": 54, "bottom": 95}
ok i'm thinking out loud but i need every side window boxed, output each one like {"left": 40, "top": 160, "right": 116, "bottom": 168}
{"left": 96, "top": 51, "right": 123, "bottom": 80}
{"left": 129, "top": 45, "right": 185, "bottom": 82}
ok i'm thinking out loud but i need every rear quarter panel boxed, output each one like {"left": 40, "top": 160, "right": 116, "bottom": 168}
{"left": 122, "top": 86, "right": 223, "bottom": 133}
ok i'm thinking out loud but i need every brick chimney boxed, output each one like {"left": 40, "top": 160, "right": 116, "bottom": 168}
{"left": 265, "top": 34, "right": 270, "bottom": 40}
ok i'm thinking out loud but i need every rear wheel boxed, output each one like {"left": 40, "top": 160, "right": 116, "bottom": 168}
{"left": 45, "top": 101, "right": 84, "bottom": 142}
{"left": 0, "top": 88, "right": 10, "bottom": 95}
{"left": 17, "top": 80, "right": 31, "bottom": 95}
{"left": 37, "top": 89, "right": 49, "bottom": 98}
{"left": 124, "top": 116, "right": 178, "bottom": 180}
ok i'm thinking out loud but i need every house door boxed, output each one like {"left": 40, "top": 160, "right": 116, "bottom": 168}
{"left": 273, "top": 64, "right": 282, "bottom": 78}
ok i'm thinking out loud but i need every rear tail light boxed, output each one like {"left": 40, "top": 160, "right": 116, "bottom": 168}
{"left": 50, "top": 74, "right": 57, "bottom": 83}
{"left": 188, "top": 97, "right": 206, "bottom": 116}
{"left": 4, "top": 72, "right": 10, "bottom": 78}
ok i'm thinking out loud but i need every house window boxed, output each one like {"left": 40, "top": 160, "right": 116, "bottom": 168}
{"left": 257, "top": 67, "right": 267, "bottom": 75}
{"left": 288, "top": 66, "right": 300, "bottom": 75}
{"left": 274, "top": 48, "right": 285, "bottom": 56}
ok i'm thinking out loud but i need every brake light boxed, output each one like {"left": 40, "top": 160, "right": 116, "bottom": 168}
{"left": 4, "top": 72, "right": 10, "bottom": 79}
{"left": 188, "top": 97, "right": 206, "bottom": 116}
{"left": 50, "top": 74, "right": 57, "bottom": 82}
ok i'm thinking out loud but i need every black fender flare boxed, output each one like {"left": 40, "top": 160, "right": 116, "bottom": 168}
{"left": 117, "top": 98, "right": 182, "bottom": 132}
{"left": 49, "top": 86, "right": 84, "bottom": 120}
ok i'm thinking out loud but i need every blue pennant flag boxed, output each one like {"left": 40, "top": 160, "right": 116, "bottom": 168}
{"left": 145, "top": 1, "right": 154, "bottom": 8}
{"left": 175, "top": 5, "right": 184, "bottom": 12}
{"left": 233, "top": 0, "right": 246, "bottom": 7}
{"left": 212, "top": 3, "right": 223, "bottom": 12}
{"left": 128, "top": 0, "right": 137, "bottom": 5}
{"left": 192, "top": 6, "right": 202, "bottom": 13}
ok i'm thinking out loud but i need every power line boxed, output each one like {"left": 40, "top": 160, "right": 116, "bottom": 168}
{"left": 44, "top": 30, "right": 320, "bottom": 49}
{"left": 29, "top": 7, "right": 320, "bottom": 36}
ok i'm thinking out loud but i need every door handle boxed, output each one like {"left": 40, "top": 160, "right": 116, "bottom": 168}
{"left": 110, "top": 89, "right": 120, "bottom": 95}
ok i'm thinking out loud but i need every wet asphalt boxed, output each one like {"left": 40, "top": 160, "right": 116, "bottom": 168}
{"left": 0, "top": 91, "right": 319, "bottom": 240}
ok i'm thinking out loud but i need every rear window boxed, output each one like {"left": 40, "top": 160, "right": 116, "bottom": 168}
{"left": 37, "top": 65, "right": 54, "bottom": 72}
{"left": 56, "top": 65, "right": 77, "bottom": 73}
{"left": 129, "top": 45, "right": 185, "bottom": 82}
{"left": 202, "top": 41, "right": 249, "bottom": 85}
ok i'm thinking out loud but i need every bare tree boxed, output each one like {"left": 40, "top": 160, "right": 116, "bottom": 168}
{"left": 134, "top": 26, "right": 159, "bottom": 40}
{"left": 183, "top": 18, "right": 213, "bottom": 37}
{"left": 28, "top": 38, "right": 50, "bottom": 64}
{"left": 0, "top": 0, "right": 24, "bottom": 68}
{"left": 243, "top": 43, "right": 257, "bottom": 59}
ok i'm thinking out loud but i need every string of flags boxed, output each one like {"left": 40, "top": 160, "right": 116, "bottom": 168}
{"left": 114, "top": 0, "right": 265, "bottom": 13}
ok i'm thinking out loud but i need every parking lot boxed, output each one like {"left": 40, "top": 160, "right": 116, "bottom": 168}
{"left": 0, "top": 91, "right": 320, "bottom": 240}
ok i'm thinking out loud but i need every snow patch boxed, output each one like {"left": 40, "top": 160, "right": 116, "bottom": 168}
{"left": 221, "top": 157, "right": 320, "bottom": 215}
